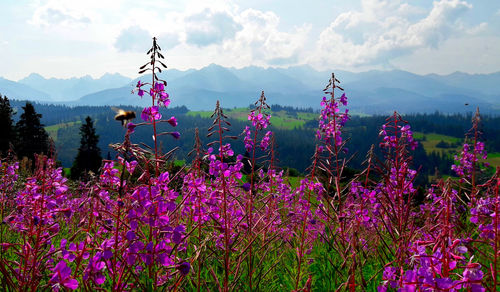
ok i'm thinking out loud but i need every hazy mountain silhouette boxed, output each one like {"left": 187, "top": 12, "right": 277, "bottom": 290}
{"left": 2, "top": 66, "right": 499, "bottom": 114}
{"left": 19, "top": 73, "right": 132, "bottom": 101}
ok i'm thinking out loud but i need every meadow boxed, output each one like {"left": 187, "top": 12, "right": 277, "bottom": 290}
{"left": 0, "top": 39, "right": 498, "bottom": 291}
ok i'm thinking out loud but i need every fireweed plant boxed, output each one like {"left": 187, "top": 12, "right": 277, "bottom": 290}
{"left": 1, "top": 38, "right": 499, "bottom": 291}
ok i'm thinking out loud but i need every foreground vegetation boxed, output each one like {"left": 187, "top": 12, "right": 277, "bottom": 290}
{"left": 0, "top": 38, "right": 498, "bottom": 291}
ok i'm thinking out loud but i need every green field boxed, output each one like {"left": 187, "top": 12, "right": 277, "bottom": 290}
{"left": 486, "top": 152, "right": 500, "bottom": 168}
{"left": 187, "top": 108, "right": 317, "bottom": 130}
{"left": 413, "top": 132, "right": 462, "bottom": 156}
{"left": 45, "top": 121, "right": 81, "bottom": 142}
{"left": 414, "top": 131, "right": 500, "bottom": 168}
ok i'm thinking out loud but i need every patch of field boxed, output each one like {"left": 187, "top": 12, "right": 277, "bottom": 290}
{"left": 186, "top": 111, "right": 212, "bottom": 118}
{"left": 414, "top": 132, "right": 499, "bottom": 169}
{"left": 45, "top": 121, "right": 81, "bottom": 142}
{"left": 285, "top": 176, "right": 304, "bottom": 188}
{"left": 413, "top": 132, "right": 462, "bottom": 156}
{"left": 187, "top": 108, "right": 319, "bottom": 130}
{"left": 297, "top": 112, "right": 318, "bottom": 120}
{"left": 486, "top": 152, "right": 500, "bottom": 168}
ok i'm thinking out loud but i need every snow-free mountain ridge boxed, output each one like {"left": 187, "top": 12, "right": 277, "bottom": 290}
{"left": 2, "top": 65, "right": 499, "bottom": 114}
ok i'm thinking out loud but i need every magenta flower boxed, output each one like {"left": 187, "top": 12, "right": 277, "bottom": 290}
{"left": 155, "top": 82, "right": 164, "bottom": 91}
{"left": 340, "top": 93, "right": 347, "bottom": 105}
{"left": 167, "top": 116, "right": 177, "bottom": 127}
{"left": 126, "top": 160, "right": 138, "bottom": 174}
{"left": 141, "top": 106, "right": 162, "bottom": 122}
{"left": 170, "top": 132, "right": 180, "bottom": 139}
{"left": 127, "top": 122, "right": 136, "bottom": 133}
{"left": 243, "top": 126, "right": 253, "bottom": 152}
{"left": 260, "top": 131, "right": 272, "bottom": 151}
{"left": 50, "top": 261, "right": 78, "bottom": 291}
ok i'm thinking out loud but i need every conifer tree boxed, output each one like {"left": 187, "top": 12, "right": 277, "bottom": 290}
{"left": 15, "top": 102, "right": 49, "bottom": 161}
{"left": 0, "top": 95, "right": 15, "bottom": 156}
{"left": 71, "top": 116, "right": 102, "bottom": 179}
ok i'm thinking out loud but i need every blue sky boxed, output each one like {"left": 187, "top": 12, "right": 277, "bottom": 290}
{"left": 1, "top": 0, "right": 499, "bottom": 80}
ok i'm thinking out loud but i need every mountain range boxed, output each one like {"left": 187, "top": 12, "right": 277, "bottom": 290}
{"left": 1, "top": 65, "right": 499, "bottom": 114}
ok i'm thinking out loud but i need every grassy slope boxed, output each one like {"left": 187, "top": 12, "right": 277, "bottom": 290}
{"left": 188, "top": 108, "right": 317, "bottom": 130}
{"left": 45, "top": 121, "right": 81, "bottom": 142}
{"left": 414, "top": 131, "right": 500, "bottom": 168}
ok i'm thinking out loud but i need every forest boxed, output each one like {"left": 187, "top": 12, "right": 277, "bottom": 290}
{"left": 5, "top": 98, "right": 500, "bottom": 184}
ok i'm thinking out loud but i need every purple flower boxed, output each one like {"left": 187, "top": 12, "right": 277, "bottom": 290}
{"left": 126, "top": 160, "right": 138, "bottom": 174}
{"left": 260, "top": 131, "right": 272, "bottom": 151}
{"left": 127, "top": 122, "right": 136, "bottom": 133}
{"left": 340, "top": 93, "right": 347, "bottom": 105}
{"left": 141, "top": 106, "right": 162, "bottom": 122}
{"left": 172, "top": 225, "right": 185, "bottom": 244}
{"left": 50, "top": 261, "right": 78, "bottom": 290}
{"left": 241, "top": 183, "right": 251, "bottom": 192}
{"left": 126, "top": 230, "right": 136, "bottom": 241}
{"left": 177, "top": 262, "right": 190, "bottom": 275}
{"left": 170, "top": 132, "right": 181, "bottom": 139}
{"left": 167, "top": 116, "right": 177, "bottom": 127}
{"left": 243, "top": 126, "right": 253, "bottom": 152}
{"left": 155, "top": 82, "right": 164, "bottom": 91}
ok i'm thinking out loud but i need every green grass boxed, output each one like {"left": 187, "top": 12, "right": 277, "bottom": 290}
{"left": 63, "top": 168, "right": 71, "bottom": 177}
{"left": 187, "top": 108, "right": 318, "bottom": 130}
{"left": 413, "top": 132, "right": 462, "bottom": 156}
{"left": 285, "top": 176, "right": 304, "bottom": 188}
{"left": 174, "top": 159, "right": 186, "bottom": 167}
{"left": 414, "top": 132, "right": 500, "bottom": 169}
{"left": 186, "top": 111, "right": 213, "bottom": 118}
{"left": 485, "top": 152, "right": 500, "bottom": 168}
{"left": 45, "top": 121, "right": 81, "bottom": 142}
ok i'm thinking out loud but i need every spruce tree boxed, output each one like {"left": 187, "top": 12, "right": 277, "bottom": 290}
{"left": 15, "top": 102, "right": 49, "bottom": 162}
{"left": 0, "top": 95, "right": 15, "bottom": 156}
{"left": 71, "top": 116, "right": 102, "bottom": 180}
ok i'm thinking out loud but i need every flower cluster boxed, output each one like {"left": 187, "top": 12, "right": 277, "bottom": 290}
{"left": 136, "top": 81, "right": 170, "bottom": 108}
{"left": 141, "top": 105, "right": 162, "bottom": 122}
{"left": 451, "top": 141, "right": 488, "bottom": 180}
{"left": 248, "top": 111, "right": 270, "bottom": 130}
{"left": 242, "top": 126, "right": 253, "bottom": 152}
{"left": 260, "top": 131, "right": 272, "bottom": 151}
{"left": 316, "top": 94, "right": 349, "bottom": 146}
{"left": 379, "top": 122, "right": 418, "bottom": 150}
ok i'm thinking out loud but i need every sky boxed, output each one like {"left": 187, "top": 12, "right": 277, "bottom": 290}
{"left": 1, "top": 0, "right": 499, "bottom": 80}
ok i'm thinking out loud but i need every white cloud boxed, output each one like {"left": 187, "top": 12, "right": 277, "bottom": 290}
{"left": 114, "top": 26, "right": 152, "bottom": 53}
{"left": 155, "top": 6, "right": 311, "bottom": 69}
{"left": 466, "top": 22, "right": 487, "bottom": 34}
{"left": 312, "top": 0, "right": 474, "bottom": 69}
{"left": 2, "top": 0, "right": 494, "bottom": 80}
{"left": 217, "top": 9, "right": 311, "bottom": 67}
{"left": 185, "top": 9, "right": 243, "bottom": 46}
{"left": 30, "top": 1, "right": 92, "bottom": 28}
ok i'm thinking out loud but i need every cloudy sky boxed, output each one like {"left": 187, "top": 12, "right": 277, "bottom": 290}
{"left": 1, "top": 0, "right": 499, "bottom": 80}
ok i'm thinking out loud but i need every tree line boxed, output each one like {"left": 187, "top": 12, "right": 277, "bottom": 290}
{"left": 0, "top": 95, "right": 102, "bottom": 179}
{"left": 2, "top": 97, "right": 499, "bottom": 185}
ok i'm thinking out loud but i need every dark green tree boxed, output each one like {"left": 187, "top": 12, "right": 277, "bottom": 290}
{"left": 71, "top": 116, "right": 102, "bottom": 179}
{"left": 15, "top": 102, "right": 49, "bottom": 162}
{"left": 0, "top": 95, "right": 15, "bottom": 156}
